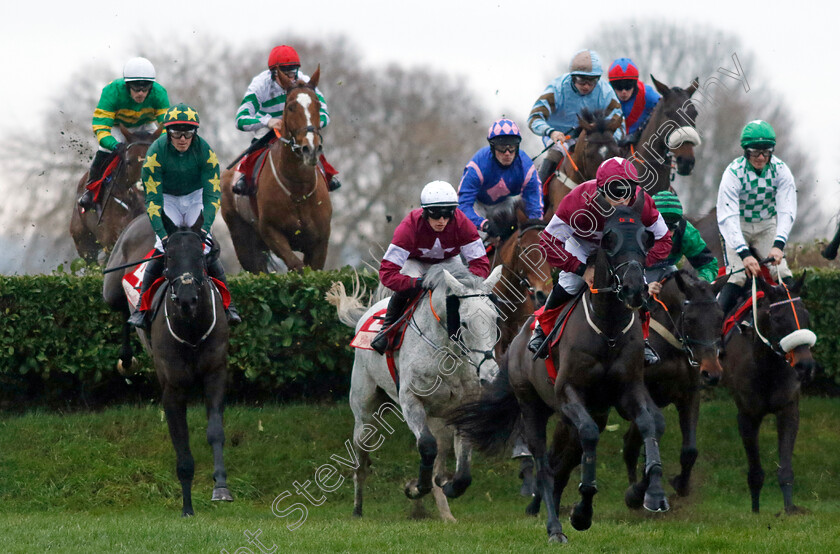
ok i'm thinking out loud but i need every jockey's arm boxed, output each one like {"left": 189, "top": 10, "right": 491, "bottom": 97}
{"left": 642, "top": 197, "right": 672, "bottom": 266}
{"left": 92, "top": 86, "right": 119, "bottom": 151}
{"left": 456, "top": 164, "right": 486, "bottom": 230}
{"left": 521, "top": 158, "right": 545, "bottom": 220}
{"left": 201, "top": 146, "right": 222, "bottom": 234}
{"left": 716, "top": 169, "right": 749, "bottom": 257}
{"left": 773, "top": 163, "right": 797, "bottom": 254}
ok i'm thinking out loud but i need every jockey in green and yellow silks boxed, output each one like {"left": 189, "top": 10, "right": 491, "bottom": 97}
{"left": 128, "top": 103, "right": 240, "bottom": 330}
{"left": 79, "top": 57, "right": 169, "bottom": 210}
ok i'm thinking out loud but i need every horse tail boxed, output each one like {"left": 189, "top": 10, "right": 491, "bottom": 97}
{"left": 325, "top": 275, "right": 370, "bottom": 328}
{"left": 446, "top": 355, "right": 521, "bottom": 455}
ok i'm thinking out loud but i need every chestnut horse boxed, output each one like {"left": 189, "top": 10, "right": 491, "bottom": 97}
{"left": 542, "top": 109, "right": 622, "bottom": 220}
{"left": 631, "top": 76, "right": 701, "bottom": 196}
{"left": 70, "top": 127, "right": 159, "bottom": 264}
{"left": 722, "top": 274, "right": 818, "bottom": 513}
{"left": 221, "top": 67, "right": 331, "bottom": 272}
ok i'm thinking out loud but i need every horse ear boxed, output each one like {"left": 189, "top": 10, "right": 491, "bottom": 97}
{"left": 276, "top": 69, "right": 294, "bottom": 90}
{"left": 650, "top": 74, "right": 670, "bottom": 96}
{"left": 791, "top": 270, "right": 806, "bottom": 294}
{"left": 309, "top": 65, "right": 321, "bottom": 88}
{"left": 606, "top": 114, "right": 623, "bottom": 133}
{"left": 443, "top": 270, "right": 467, "bottom": 295}
{"left": 686, "top": 78, "right": 700, "bottom": 97}
{"left": 632, "top": 188, "right": 645, "bottom": 213}
{"left": 673, "top": 269, "right": 689, "bottom": 294}
{"left": 642, "top": 230, "right": 655, "bottom": 251}
{"left": 483, "top": 265, "right": 504, "bottom": 290}
{"left": 711, "top": 272, "right": 730, "bottom": 294}
{"left": 515, "top": 205, "right": 528, "bottom": 225}
{"left": 577, "top": 112, "right": 595, "bottom": 133}
{"left": 754, "top": 275, "right": 773, "bottom": 295}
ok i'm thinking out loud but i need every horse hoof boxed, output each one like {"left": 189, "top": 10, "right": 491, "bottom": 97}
{"left": 570, "top": 503, "right": 593, "bottom": 531}
{"left": 212, "top": 487, "right": 233, "bottom": 502}
{"left": 434, "top": 472, "right": 453, "bottom": 489}
{"left": 783, "top": 504, "right": 809, "bottom": 515}
{"left": 352, "top": 507, "right": 363, "bottom": 518}
{"left": 548, "top": 532, "right": 568, "bottom": 544}
{"left": 624, "top": 483, "right": 645, "bottom": 510}
{"left": 181, "top": 510, "right": 194, "bottom": 518}
{"left": 643, "top": 493, "right": 670, "bottom": 513}
{"left": 669, "top": 474, "right": 690, "bottom": 497}
{"left": 404, "top": 479, "right": 431, "bottom": 500}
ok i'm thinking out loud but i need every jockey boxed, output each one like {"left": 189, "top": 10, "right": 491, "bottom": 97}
{"left": 370, "top": 181, "right": 491, "bottom": 354}
{"left": 716, "top": 120, "right": 796, "bottom": 315}
{"left": 128, "top": 103, "right": 241, "bottom": 330}
{"left": 457, "top": 118, "right": 543, "bottom": 239}
{"left": 232, "top": 44, "right": 340, "bottom": 196}
{"left": 608, "top": 57, "right": 661, "bottom": 143}
{"left": 79, "top": 57, "right": 169, "bottom": 210}
{"left": 529, "top": 157, "right": 672, "bottom": 364}
{"left": 528, "top": 49, "right": 625, "bottom": 185}
{"left": 648, "top": 191, "right": 718, "bottom": 284}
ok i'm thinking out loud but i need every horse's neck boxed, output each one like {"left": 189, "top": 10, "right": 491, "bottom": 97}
{"left": 273, "top": 143, "right": 317, "bottom": 189}
{"left": 634, "top": 129, "right": 671, "bottom": 195}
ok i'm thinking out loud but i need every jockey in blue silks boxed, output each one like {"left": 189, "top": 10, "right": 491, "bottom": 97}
{"left": 608, "top": 57, "right": 661, "bottom": 142}
{"left": 457, "top": 118, "right": 544, "bottom": 239}
{"left": 528, "top": 49, "right": 625, "bottom": 184}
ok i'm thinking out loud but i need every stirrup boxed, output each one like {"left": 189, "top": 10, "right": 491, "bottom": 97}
{"left": 528, "top": 326, "right": 548, "bottom": 358}
{"left": 328, "top": 176, "right": 342, "bottom": 192}
{"left": 644, "top": 341, "right": 660, "bottom": 367}
{"left": 226, "top": 305, "right": 242, "bottom": 326}
{"left": 128, "top": 309, "right": 149, "bottom": 331}
{"left": 78, "top": 190, "right": 96, "bottom": 210}
{"left": 232, "top": 176, "right": 252, "bottom": 196}
{"left": 370, "top": 331, "right": 389, "bottom": 355}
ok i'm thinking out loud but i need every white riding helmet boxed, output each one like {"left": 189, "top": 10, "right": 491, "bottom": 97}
{"left": 420, "top": 180, "right": 459, "bottom": 208}
{"left": 123, "top": 57, "right": 156, "bottom": 82}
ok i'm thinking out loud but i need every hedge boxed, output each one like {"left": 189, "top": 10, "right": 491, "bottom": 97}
{"left": 0, "top": 267, "right": 378, "bottom": 407}
{"left": 0, "top": 267, "right": 838, "bottom": 407}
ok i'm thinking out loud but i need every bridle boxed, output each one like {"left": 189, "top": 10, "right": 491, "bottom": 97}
{"left": 493, "top": 222, "right": 548, "bottom": 308}
{"left": 164, "top": 236, "right": 216, "bottom": 349}
{"left": 750, "top": 277, "right": 816, "bottom": 365}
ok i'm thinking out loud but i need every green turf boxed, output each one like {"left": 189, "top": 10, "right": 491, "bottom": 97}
{"left": 1, "top": 395, "right": 839, "bottom": 553}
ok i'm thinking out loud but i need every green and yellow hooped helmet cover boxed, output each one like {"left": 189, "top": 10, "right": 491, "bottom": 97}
{"left": 164, "top": 103, "right": 200, "bottom": 128}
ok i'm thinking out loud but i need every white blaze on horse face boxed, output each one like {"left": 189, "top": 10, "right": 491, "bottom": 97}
{"left": 295, "top": 93, "right": 316, "bottom": 149}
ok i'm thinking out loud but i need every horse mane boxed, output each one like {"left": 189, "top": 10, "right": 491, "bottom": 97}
{"left": 422, "top": 258, "right": 484, "bottom": 291}
{"left": 578, "top": 108, "right": 617, "bottom": 135}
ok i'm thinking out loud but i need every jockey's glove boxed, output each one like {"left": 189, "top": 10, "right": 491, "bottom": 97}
{"left": 111, "top": 142, "right": 127, "bottom": 157}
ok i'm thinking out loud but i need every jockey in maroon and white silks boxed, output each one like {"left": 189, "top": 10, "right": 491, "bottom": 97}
{"left": 380, "top": 208, "right": 490, "bottom": 292}
{"left": 371, "top": 180, "right": 490, "bottom": 354}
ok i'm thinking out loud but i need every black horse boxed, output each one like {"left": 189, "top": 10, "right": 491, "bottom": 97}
{"left": 103, "top": 217, "right": 232, "bottom": 516}
{"left": 721, "top": 273, "right": 817, "bottom": 513}
{"left": 449, "top": 195, "right": 668, "bottom": 543}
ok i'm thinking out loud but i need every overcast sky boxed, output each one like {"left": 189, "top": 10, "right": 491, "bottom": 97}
{"left": 2, "top": 0, "right": 838, "bottom": 231}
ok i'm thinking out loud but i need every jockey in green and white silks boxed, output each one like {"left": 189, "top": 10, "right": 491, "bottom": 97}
{"left": 79, "top": 57, "right": 170, "bottom": 210}
{"left": 650, "top": 191, "right": 718, "bottom": 283}
{"left": 128, "top": 103, "right": 240, "bottom": 330}
{"left": 716, "top": 120, "right": 796, "bottom": 315}
{"left": 232, "top": 44, "right": 341, "bottom": 195}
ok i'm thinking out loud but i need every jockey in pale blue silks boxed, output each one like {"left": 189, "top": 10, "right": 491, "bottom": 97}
{"left": 457, "top": 118, "right": 544, "bottom": 239}
{"left": 528, "top": 49, "right": 625, "bottom": 184}
{"left": 608, "top": 57, "right": 661, "bottom": 143}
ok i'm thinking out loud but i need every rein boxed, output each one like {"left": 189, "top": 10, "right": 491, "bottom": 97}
{"left": 165, "top": 268, "right": 217, "bottom": 349}
{"left": 750, "top": 276, "right": 816, "bottom": 364}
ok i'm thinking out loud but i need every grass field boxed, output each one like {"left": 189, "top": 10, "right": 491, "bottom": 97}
{"left": 1, "top": 393, "right": 839, "bottom": 553}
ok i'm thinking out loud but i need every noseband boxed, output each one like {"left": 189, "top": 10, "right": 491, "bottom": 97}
{"left": 751, "top": 277, "right": 816, "bottom": 365}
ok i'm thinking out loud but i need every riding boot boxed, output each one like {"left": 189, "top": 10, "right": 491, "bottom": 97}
{"left": 641, "top": 308, "right": 660, "bottom": 366}
{"left": 528, "top": 284, "right": 575, "bottom": 358}
{"left": 371, "top": 289, "right": 415, "bottom": 355}
{"left": 79, "top": 150, "right": 112, "bottom": 209}
{"left": 208, "top": 257, "right": 241, "bottom": 325}
{"left": 327, "top": 175, "right": 342, "bottom": 192}
{"left": 717, "top": 282, "right": 744, "bottom": 317}
{"left": 128, "top": 254, "right": 164, "bottom": 330}
{"left": 232, "top": 174, "right": 254, "bottom": 196}
{"left": 537, "top": 159, "right": 558, "bottom": 185}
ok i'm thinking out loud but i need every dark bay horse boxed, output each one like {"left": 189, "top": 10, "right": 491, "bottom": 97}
{"left": 221, "top": 67, "right": 332, "bottom": 272}
{"left": 543, "top": 109, "right": 622, "bottom": 220}
{"left": 487, "top": 208, "right": 552, "bottom": 354}
{"left": 449, "top": 196, "right": 668, "bottom": 543}
{"left": 821, "top": 220, "right": 840, "bottom": 260}
{"left": 631, "top": 76, "right": 701, "bottom": 196}
{"left": 721, "top": 274, "right": 818, "bottom": 513}
{"left": 103, "top": 218, "right": 232, "bottom": 516}
{"left": 70, "top": 127, "right": 159, "bottom": 264}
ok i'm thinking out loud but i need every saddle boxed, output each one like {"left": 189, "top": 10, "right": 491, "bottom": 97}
{"left": 530, "top": 293, "right": 584, "bottom": 383}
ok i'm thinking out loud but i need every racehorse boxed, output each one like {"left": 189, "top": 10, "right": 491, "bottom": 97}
{"left": 631, "top": 76, "right": 701, "bottom": 196}
{"left": 70, "top": 127, "right": 159, "bottom": 264}
{"left": 221, "top": 67, "right": 332, "bottom": 272}
{"left": 449, "top": 195, "right": 668, "bottom": 543}
{"left": 103, "top": 217, "right": 232, "bottom": 516}
{"left": 821, "top": 220, "right": 840, "bottom": 260}
{"left": 523, "top": 268, "right": 725, "bottom": 517}
{"left": 721, "top": 273, "right": 817, "bottom": 513}
{"left": 542, "top": 109, "right": 622, "bottom": 220}
{"left": 326, "top": 259, "right": 503, "bottom": 522}
{"left": 486, "top": 208, "right": 552, "bottom": 354}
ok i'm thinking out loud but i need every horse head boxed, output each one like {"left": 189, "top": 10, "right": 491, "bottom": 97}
{"left": 646, "top": 75, "right": 701, "bottom": 177}
{"left": 574, "top": 109, "right": 623, "bottom": 178}
{"left": 434, "top": 264, "right": 503, "bottom": 385}
{"left": 598, "top": 194, "right": 652, "bottom": 309}
{"left": 118, "top": 125, "right": 160, "bottom": 191}
{"left": 509, "top": 209, "right": 552, "bottom": 308}
{"left": 668, "top": 270, "right": 724, "bottom": 385}
{"left": 276, "top": 66, "right": 323, "bottom": 166}
{"left": 754, "top": 273, "right": 818, "bottom": 383}
{"left": 164, "top": 229, "right": 208, "bottom": 318}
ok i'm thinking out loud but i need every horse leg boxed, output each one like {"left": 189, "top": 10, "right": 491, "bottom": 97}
{"left": 560, "top": 388, "right": 600, "bottom": 531}
{"left": 821, "top": 222, "right": 840, "bottom": 260}
{"left": 204, "top": 370, "right": 232, "bottom": 502}
{"left": 521, "top": 400, "right": 566, "bottom": 542}
{"left": 620, "top": 384, "right": 669, "bottom": 513}
{"left": 622, "top": 422, "right": 643, "bottom": 486}
{"left": 737, "top": 411, "right": 765, "bottom": 513}
{"left": 670, "top": 396, "right": 700, "bottom": 497}
{"left": 259, "top": 224, "right": 304, "bottom": 272}
{"left": 116, "top": 317, "right": 136, "bottom": 375}
{"left": 401, "top": 395, "right": 436, "bottom": 500}
{"left": 512, "top": 419, "right": 537, "bottom": 497}
{"left": 776, "top": 403, "right": 802, "bottom": 514}
{"left": 162, "top": 385, "right": 195, "bottom": 517}
{"left": 428, "top": 420, "right": 456, "bottom": 522}
{"left": 349, "top": 369, "right": 382, "bottom": 518}
{"left": 303, "top": 240, "right": 329, "bottom": 271}
{"left": 439, "top": 430, "right": 473, "bottom": 499}
{"left": 547, "top": 421, "right": 582, "bottom": 517}
{"left": 225, "top": 208, "right": 269, "bottom": 273}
